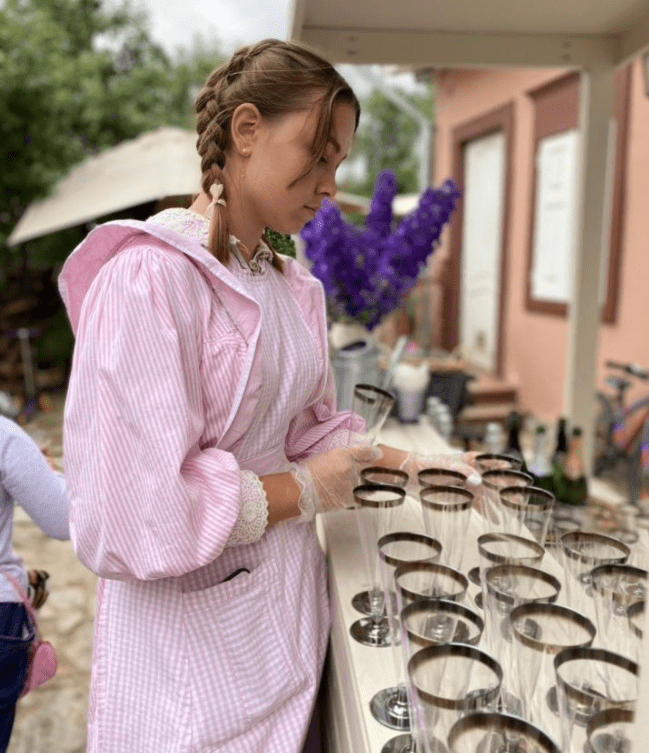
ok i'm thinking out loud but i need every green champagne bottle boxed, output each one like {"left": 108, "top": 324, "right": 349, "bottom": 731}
{"left": 561, "top": 427, "right": 588, "bottom": 506}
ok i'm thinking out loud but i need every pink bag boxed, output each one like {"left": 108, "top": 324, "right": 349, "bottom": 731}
{"left": 0, "top": 568, "right": 57, "bottom": 696}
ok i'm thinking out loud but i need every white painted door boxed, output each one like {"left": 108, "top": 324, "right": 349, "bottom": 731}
{"left": 530, "top": 129, "right": 579, "bottom": 303}
{"left": 460, "top": 130, "right": 506, "bottom": 372}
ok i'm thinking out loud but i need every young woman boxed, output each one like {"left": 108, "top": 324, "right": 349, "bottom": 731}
{"left": 0, "top": 417, "right": 68, "bottom": 751}
{"left": 59, "top": 39, "right": 477, "bottom": 753}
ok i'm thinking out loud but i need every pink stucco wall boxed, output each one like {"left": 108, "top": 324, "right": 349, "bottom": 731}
{"left": 434, "top": 59, "right": 649, "bottom": 423}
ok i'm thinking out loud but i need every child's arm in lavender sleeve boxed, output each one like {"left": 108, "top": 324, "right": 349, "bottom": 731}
{"left": 0, "top": 420, "right": 69, "bottom": 540}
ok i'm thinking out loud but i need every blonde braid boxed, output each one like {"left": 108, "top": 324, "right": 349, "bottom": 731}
{"left": 195, "top": 68, "right": 231, "bottom": 264}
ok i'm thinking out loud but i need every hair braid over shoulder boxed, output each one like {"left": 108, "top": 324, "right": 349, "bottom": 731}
{"left": 195, "top": 68, "right": 231, "bottom": 266}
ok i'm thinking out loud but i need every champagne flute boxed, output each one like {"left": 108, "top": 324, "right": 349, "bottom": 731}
{"left": 448, "top": 711, "right": 561, "bottom": 753}
{"left": 408, "top": 644, "right": 503, "bottom": 753}
{"left": 554, "top": 646, "right": 639, "bottom": 753}
{"left": 350, "top": 484, "right": 406, "bottom": 647}
{"left": 348, "top": 384, "right": 397, "bottom": 613}
{"left": 419, "top": 486, "right": 474, "bottom": 572}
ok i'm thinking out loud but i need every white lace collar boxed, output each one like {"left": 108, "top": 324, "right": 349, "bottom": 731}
{"left": 149, "top": 208, "right": 273, "bottom": 274}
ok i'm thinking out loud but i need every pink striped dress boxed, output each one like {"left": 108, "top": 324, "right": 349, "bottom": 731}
{"left": 59, "top": 210, "right": 353, "bottom": 753}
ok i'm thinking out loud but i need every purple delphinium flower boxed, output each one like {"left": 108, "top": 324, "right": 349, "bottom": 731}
{"left": 365, "top": 170, "right": 398, "bottom": 241}
{"left": 301, "top": 171, "right": 461, "bottom": 331}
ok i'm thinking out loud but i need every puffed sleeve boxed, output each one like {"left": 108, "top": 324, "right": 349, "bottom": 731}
{"left": 284, "top": 358, "right": 365, "bottom": 462}
{"left": 64, "top": 244, "right": 244, "bottom": 581}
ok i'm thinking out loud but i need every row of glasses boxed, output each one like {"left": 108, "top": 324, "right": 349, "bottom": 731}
{"left": 344, "top": 383, "right": 644, "bottom": 752}
{"left": 345, "top": 383, "right": 459, "bottom": 751}
{"left": 344, "top": 383, "right": 459, "bottom": 749}
{"left": 367, "top": 519, "right": 479, "bottom": 748}
{"left": 410, "top": 453, "right": 566, "bottom": 750}
{"left": 373, "top": 561, "right": 485, "bottom": 752}
{"left": 404, "top": 626, "right": 639, "bottom": 753}
{"left": 377, "top": 549, "right": 478, "bottom": 752}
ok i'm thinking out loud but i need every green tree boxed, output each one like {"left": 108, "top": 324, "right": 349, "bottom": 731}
{"left": 166, "top": 35, "right": 227, "bottom": 129}
{"left": 0, "top": 0, "right": 224, "bottom": 261}
{"left": 344, "top": 81, "right": 434, "bottom": 197}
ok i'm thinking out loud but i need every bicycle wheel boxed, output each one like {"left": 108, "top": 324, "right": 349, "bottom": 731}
{"left": 626, "top": 415, "right": 649, "bottom": 503}
{"left": 593, "top": 391, "right": 617, "bottom": 476}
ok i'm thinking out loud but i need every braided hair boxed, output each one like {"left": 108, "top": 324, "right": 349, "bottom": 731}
{"left": 194, "top": 39, "right": 360, "bottom": 272}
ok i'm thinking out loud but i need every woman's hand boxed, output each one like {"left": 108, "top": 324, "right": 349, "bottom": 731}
{"left": 292, "top": 444, "right": 382, "bottom": 521}
{"left": 399, "top": 450, "right": 480, "bottom": 493}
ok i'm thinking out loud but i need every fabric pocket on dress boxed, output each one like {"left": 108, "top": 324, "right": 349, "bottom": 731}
{"left": 182, "top": 558, "right": 309, "bottom": 749}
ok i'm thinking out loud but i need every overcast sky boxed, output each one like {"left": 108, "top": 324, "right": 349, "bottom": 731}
{"left": 134, "top": 0, "right": 288, "bottom": 56}
{"left": 132, "top": 0, "right": 425, "bottom": 97}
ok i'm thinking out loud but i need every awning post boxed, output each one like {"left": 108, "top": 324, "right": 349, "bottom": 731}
{"left": 563, "top": 65, "right": 616, "bottom": 470}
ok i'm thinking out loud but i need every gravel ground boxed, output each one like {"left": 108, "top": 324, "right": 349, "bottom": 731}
{"left": 8, "top": 391, "right": 95, "bottom": 753}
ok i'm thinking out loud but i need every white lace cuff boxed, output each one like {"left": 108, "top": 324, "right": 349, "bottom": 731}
{"left": 225, "top": 471, "right": 269, "bottom": 548}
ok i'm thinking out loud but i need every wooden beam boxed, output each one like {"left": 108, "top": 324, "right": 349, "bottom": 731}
{"left": 617, "top": 6, "right": 649, "bottom": 66}
{"left": 298, "top": 27, "right": 620, "bottom": 68}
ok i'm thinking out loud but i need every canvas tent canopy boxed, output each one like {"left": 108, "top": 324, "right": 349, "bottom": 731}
{"left": 7, "top": 127, "right": 202, "bottom": 247}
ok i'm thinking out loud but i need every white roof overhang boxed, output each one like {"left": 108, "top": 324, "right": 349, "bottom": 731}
{"left": 289, "top": 0, "right": 649, "bottom": 70}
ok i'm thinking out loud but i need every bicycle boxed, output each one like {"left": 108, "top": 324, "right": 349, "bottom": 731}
{"left": 593, "top": 359, "right": 649, "bottom": 503}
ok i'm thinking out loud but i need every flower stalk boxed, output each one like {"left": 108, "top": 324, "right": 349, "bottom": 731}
{"left": 301, "top": 170, "right": 461, "bottom": 331}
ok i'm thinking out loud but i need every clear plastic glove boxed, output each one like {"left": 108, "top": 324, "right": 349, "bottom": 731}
{"left": 399, "top": 451, "right": 483, "bottom": 507}
{"left": 292, "top": 445, "right": 382, "bottom": 522}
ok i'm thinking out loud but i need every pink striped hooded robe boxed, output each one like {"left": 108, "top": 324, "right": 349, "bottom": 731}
{"left": 59, "top": 217, "right": 354, "bottom": 753}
